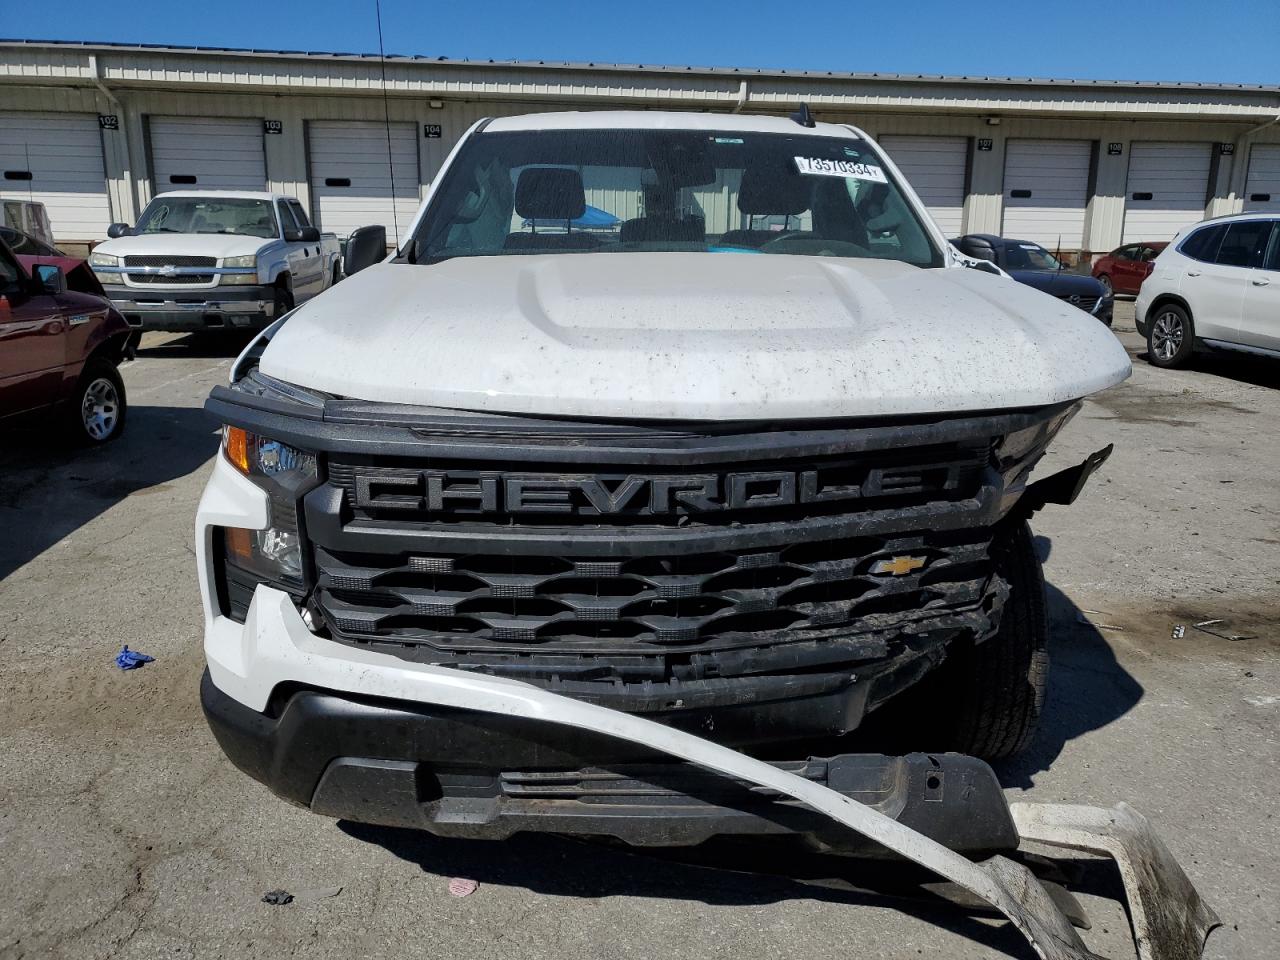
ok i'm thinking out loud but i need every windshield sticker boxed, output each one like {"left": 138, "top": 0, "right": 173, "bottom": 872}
{"left": 794, "top": 156, "right": 888, "bottom": 183}
{"left": 713, "top": 137, "right": 744, "bottom": 144}
{"left": 1019, "top": 244, "right": 1041, "bottom": 250}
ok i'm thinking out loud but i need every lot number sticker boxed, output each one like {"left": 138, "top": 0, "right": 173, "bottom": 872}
{"left": 794, "top": 156, "right": 887, "bottom": 183}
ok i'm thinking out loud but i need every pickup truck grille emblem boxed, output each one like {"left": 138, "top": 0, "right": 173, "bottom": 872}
{"left": 338, "top": 460, "right": 981, "bottom": 519}
{"left": 870, "top": 555, "right": 927, "bottom": 576}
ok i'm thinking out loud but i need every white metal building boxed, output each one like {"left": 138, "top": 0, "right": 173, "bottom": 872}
{"left": 2, "top": 39, "right": 1279, "bottom": 257}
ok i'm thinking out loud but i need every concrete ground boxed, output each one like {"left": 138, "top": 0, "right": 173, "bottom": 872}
{"left": 1, "top": 303, "right": 1277, "bottom": 960}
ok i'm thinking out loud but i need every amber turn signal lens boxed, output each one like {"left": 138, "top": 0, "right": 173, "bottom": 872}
{"left": 223, "top": 527, "right": 254, "bottom": 565}
{"left": 224, "top": 426, "right": 250, "bottom": 474}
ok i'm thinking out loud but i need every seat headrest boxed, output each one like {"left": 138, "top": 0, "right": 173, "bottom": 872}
{"left": 738, "top": 164, "right": 810, "bottom": 216}
{"left": 515, "top": 167, "right": 586, "bottom": 221}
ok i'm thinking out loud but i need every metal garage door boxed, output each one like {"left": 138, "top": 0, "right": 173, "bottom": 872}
{"left": 1001, "top": 140, "right": 1092, "bottom": 248}
{"left": 0, "top": 112, "right": 110, "bottom": 244}
{"left": 1244, "top": 144, "right": 1280, "bottom": 213}
{"left": 1122, "top": 142, "right": 1211, "bottom": 242}
{"left": 878, "top": 136, "right": 968, "bottom": 236}
{"left": 149, "top": 117, "right": 266, "bottom": 192}
{"left": 308, "top": 121, "right": 419, "bottom": 244}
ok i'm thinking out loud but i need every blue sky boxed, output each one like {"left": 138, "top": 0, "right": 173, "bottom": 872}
{"left": 13, "top": 0, "right": 1280, "bottom": 86}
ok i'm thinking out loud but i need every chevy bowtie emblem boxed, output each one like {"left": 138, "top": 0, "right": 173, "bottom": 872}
{"left": 159, "top": 265, "right": 179, "bottom": 276}
{"left": 871, "top": 555, "right": 927, "bottom": 576}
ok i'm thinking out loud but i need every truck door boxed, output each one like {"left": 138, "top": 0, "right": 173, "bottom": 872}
{"left": 278, "top": 201, "right": 323, "bottom": 300}
{"left": 288, "top": 201, "right": 330, "bottom": 291}
{"left": 0, "top": 248, "right": 67, "bottom": 420}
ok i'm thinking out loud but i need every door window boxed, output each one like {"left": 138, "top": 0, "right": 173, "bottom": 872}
{"left": 1114, "top": 245, "right": 1137, "bottom": 261}
{"left": 277, "top": 201, "right": 299, "bottom": 233}
{"left": 1179, "top": 223, "right": 1227, "bottom": 263}
{"left": 1263, "top": 223, "right": 1280, "bottom": 272}
{"left": 287, "top": 200, "right": 312, "bottom": 228}
{"left": 1215, "top": 220, "right": 1273, "bottom": 268}
{"left": 0, "top": 246, "right": 23, "bottom": 295}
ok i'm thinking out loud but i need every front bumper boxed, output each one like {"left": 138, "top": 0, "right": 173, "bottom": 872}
{"left": 201, "top": 661, "right": 1016, "bottom": 851}
{"left": 107, "top": 284, "right": 274, "bottom": 332}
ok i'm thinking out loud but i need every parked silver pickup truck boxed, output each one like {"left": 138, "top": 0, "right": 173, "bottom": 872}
{"left": 89, "top": 191, "right": 343, "bottom": 337}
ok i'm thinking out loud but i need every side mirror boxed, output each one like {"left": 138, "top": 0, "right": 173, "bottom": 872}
{"left": 968, "top": 259, "right": 1001, "bottom": 275}
{"left": 34, "top": 263, "right": 66, "bottom": 295}
{"left": 107, "top": 222, "right": 132, "bottom": 239}
{"left": 343, "top": 224, "right": 387, "bottom": 275}
{"left": 285, "top": 225, "right": 321, "bottom": 243}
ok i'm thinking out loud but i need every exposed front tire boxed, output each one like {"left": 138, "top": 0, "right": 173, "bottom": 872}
{"left": 66, "top": 358, "right": 127, "bottom": 445}
{"left": 273, "top": 283, "right": 294, "bottom": 319}
{"left": 1147, "top": 303, "right": 1194, "bottom": 368}
{"left": 893, "top": 521, "right": 1049, "bottom": 761}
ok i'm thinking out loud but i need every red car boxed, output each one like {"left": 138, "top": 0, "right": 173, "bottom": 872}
{"left": 1092, "top": 241, "right": 1168, "bottom": 296}
{"left": 0, "top": 237, "right": 131, "bottom": 443}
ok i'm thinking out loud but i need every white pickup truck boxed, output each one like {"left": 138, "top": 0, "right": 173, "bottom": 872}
{"left": 89, "top": 191, "right": 343, "bottom": 337}
{"left": 198, "top": 110, "right": 1133, "bottom": 854}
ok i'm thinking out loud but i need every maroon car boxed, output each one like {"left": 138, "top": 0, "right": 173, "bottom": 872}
{"left": 1091, "top": 241, "right": 1168, "bottom": 296}
{"left": 0, "top": 238, "right": 131, "bottom": 443}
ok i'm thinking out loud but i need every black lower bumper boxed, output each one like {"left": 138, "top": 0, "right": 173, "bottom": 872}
{"left": 201, "top": 670, "right": 1018, "bottom": 854}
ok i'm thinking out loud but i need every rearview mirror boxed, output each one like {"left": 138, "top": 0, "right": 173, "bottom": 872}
{"left": 343, "top": 225, "right": 388, "bottom": 275}
{"left": 107, "top": 222, "right": 132, "bottom": 239}
{"left": 34, "top": 263, "right": 66, "bottom": 295}
{"left": 285, "top": 226, "right": 321, "bottom": 243}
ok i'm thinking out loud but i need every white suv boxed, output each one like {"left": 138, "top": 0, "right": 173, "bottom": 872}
{"left": 1136, "top": 212, "right": 1280, "bottom": 367}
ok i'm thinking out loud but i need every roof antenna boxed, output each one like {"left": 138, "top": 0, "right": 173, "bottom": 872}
{"left": 375, "top": 0, "right": 402, "bottom": 255}
{"left": 790, "top": 103, "right": 816, "bottom": 128}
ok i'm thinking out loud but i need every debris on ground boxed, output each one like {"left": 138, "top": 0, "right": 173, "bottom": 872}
{"left": 294, "top": 885, "right": 343, "bottom": 902}
{"left": 114, "top": 646, "right": 155, "bottom": 670}
{"left": 1078, "top": 611, "right": 1125, "bottom": 631}
{"left": 261, "top": 889, "right": 294, "bottom": 906}
{"left": 447, "top": 878, "right": 478, "bottom": 897}
{"left": 1171, "top": 625, "right": 1186, "bottom": 639}
{"left": 1192, "top": 619, "right": 1258, "bottom": 642}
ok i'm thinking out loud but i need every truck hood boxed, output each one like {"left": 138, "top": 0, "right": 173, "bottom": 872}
{"left": 93, "top": 233, "right": 268, "bottom": 260}
{"left": 259, "top": 253, "right": 1131, "bottom": 421}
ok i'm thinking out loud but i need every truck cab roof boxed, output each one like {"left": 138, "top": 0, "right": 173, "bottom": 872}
{"left": 149, "top": 190, "right": 294, "bottom": 204}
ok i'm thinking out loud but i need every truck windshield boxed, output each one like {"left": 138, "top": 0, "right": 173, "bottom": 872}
{"left": 136, "top": 197, "right": 277, "bottom": 239}
{"left": 414, "top": 129, "right": 942, "bottom": 267}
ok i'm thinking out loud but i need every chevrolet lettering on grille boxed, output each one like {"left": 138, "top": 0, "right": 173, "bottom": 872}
{"left": 351, "top": 465, "right": 968, "bottom": 517}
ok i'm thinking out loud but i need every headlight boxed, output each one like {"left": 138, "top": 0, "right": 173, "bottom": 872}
{"left": 220, "top": 426, "right": 318, "bottom": 589}
{"left": 89, "top": 252, "right": 118, "bottom": 266}
{"left": 223, "top": 255, "right": 257, "bottom": 268}
{"left": 219, "top": 272, "right": 260, "bottom": 285}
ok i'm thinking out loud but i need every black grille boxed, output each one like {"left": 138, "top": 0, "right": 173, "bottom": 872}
{"left": 1058, "top": 294, "right": 1100, "bottom": 313}
{"left": 127, "top": 272, "right": 216, "bottom": 284}
{"left": 124, "top": 255, "right": 217, "bottom": 267}
{"left": 312, "top": 530, "right": 997, "bottom": 672}
{"left": 325, "top": 444, "right": 989, "bottom": 529}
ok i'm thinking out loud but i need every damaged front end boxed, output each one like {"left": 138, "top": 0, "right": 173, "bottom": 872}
{"left": 214, "top": 588, "right": 1218, "bottom": 960}
{"left": 200, "top": 368, "right": 1216, "bottom": 958}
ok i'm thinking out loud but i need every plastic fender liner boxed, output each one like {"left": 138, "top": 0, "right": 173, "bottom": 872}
{"left": 235, "top": 589, "right": 1215, "bottom": 960}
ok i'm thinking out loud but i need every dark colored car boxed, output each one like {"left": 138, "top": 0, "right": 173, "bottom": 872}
{"left": 1091, "top": 241, "right": 1168, "bottom": 297}
{"left": 0, "top": 236, "right": 131, "bottom": 443}
{"left": 952, "top": 234, "right": 1114, "bottom": 326}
